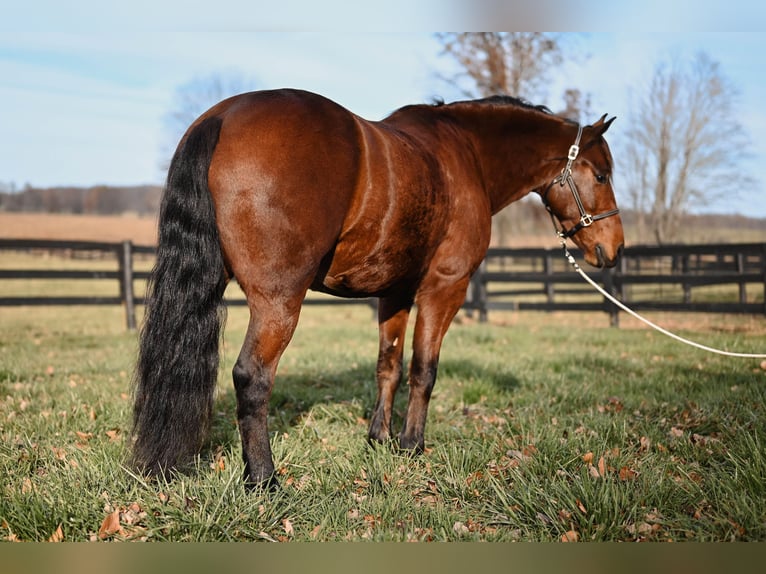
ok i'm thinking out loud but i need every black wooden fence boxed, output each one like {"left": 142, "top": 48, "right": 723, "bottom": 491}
{"left": 1, "top": 238, "right": 765, "bottom": 330}
{"left": 466, "top": 243, "right": 766, "bottom": 326}
{"left": 0, "top": 238, "right": 375, "bottom": 330}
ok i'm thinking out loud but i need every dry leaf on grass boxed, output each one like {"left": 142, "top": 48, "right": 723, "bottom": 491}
{"left": 48, "top": 524, "right": 64, "bottom": 542}
{"left": 453, "top": 521, "right": 470, "bottom": 535}
{"left": 619, "top": 466, "right": 638, "bottom": 481}
{"left": 98, "top": 510, "right": 123, "bottom": 540}
{"left": 639, "top": 436, "right": 652, "bottom": 451}
{"left": 561, "top": 529, "right": 579, "bottom": 542}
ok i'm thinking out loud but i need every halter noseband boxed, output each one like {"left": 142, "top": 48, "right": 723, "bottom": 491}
{"left": 541, "top": 125, "right": 620, "bottom": 239}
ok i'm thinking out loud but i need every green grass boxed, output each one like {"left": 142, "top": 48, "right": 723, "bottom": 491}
{"left": 1, "top": 302, "right": 765, "bottom": 542}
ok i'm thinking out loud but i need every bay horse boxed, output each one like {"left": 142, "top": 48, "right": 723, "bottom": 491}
{"left": 132, "top": 89, "right": 624, "bottom": 488}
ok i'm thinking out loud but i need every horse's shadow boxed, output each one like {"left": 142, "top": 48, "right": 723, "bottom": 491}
{"left": 207, "top": 358, "right": 521, "bottom": 452}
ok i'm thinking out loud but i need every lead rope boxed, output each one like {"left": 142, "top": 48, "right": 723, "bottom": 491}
{"left": 560, "top": 239, "right": 766, "bottom": 359}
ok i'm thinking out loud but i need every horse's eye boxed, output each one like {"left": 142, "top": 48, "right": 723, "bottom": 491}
{"left": 595, "top": 174, "right": 608, "bottom": 184}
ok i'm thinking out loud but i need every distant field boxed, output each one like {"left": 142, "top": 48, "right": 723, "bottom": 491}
{"left": 0, "top": 213, "right": 158, "bottom": 245}
{"left": 1, "top": 210, "right": 764, "bottom": 247}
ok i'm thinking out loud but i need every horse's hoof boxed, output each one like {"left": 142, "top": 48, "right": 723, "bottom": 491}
{"left": 244, "top": 473, "right": 280, "bottom": 493}
{"left": 397, "top": 436, "right": 425, "bottom": 455}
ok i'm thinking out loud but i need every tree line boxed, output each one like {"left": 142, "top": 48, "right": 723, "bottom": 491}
{"left": 0, "top": 184, "right": 161, "bottom": 216}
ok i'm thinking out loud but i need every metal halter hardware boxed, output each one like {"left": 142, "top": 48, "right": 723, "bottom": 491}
{"left": 542, "top": 124, "right": 620, "bottom": 239}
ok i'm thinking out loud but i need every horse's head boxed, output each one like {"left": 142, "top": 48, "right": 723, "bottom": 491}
{"left": 540, "top": 116, "right": 624, "bottom": 268}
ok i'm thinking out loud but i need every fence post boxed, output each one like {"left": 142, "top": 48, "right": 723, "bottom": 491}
{"left": 602, "top": 266, "right": 620, "bottom": 327}
{"left": 544, "top": 251, "right": 555, "bottom": 307}
{"left": 736, "top": 252, "right": 747, "bottom": 305}
{"left": 761, "top": 243, "right": 766, "bottom": 316}
{"left": 472, "top": 259, "right": 489, "bottom": 323}
{"left": 119, "top": 240, "right": 137, "bottom": 331}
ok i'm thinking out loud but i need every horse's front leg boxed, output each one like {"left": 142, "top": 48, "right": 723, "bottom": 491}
{"left": 368, "top": 297, "right": 412, "bottom": 444}
{"left": 399, "top": 278, "right": 470, "bottom": 452}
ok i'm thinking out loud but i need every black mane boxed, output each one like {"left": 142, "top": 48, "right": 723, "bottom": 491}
{"left": 433, "top": 94, "right": 553, "bottom": 115}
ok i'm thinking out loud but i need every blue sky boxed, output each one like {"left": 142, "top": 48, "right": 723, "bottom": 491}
{"left": 2, "top": 1, "right": 766, "bottom": 217}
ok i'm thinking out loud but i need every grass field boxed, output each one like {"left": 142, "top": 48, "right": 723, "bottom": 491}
{"left": 1, "top": 298, "right": 765, "bottom": 542}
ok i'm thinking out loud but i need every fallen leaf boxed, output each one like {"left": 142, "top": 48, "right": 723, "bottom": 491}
{"left": 257, "top": 531, "right": 277, "bottom": 542}
{"left": 626, "top": 522, "right": 654, "bottom": 536}
{"left": 576, "top": 499, "right": 587, "bottom": 514}
{"left": 416, "top": 495, "right": 439, "bottom": 507}
{"left": 453, "top": 522, "right": 470, "bottom": 535}
{"left": 48, "top": 524, "right": 64, "bottom": 542}
{"left": 619, "top": 466, "right": 638, "bottom": 481}
{"left": 309, "top": 524, "right": 322, "bottom": 539}
{"left": 506, "top": 449, "right": 529, "bottom": 461}
{"left": 98, "top": 510, "right": 123, "bottom": 540}
{"left": 582, "top": 451, "right": 594, "bottom": 464}
{"left": 597, "top": 456, "right": 606, "bottom": 477}
{"left": 282, "top": 518, "right": 294, "bottom": 536}
{"left": 561, "top": 529, "right": 579, "bottom": 542}
{"left": 669, "top": 427, "right": 684, "bottom": 438}
{"left": 522, "top": 444, "right": 538, "bottom": 457}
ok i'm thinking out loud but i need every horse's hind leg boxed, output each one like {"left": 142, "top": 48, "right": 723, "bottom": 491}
{"left": 368, "top": 296, "right": 412, "bottom": 444}
{"left": 233, "top": 295, "right": 303, "bottom": 489}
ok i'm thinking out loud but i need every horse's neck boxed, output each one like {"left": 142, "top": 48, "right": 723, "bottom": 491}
{"left": 384, "top": 104, "right": 571, "bottom": 215}
{"left": 455, "top": 109, "right": 570, "bottom": 215}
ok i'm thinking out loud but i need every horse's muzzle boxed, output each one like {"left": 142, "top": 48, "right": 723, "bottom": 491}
{"left": 595, "top": 243, "right": 623, "bottom": 268}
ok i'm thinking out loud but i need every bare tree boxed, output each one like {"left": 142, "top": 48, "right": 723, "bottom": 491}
{"left": 162, "top": 72, "right": 259, "bottom": 162}
{"left": 436, "top": 33, "right": 589, "bottom": 116}
{"left": 622, "top": 52, "right": 753, "bottom": 244}
{"left": 436, "top": 33, "right": 589, "bottom": 245}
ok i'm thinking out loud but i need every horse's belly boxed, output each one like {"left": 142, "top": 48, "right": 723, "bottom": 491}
{"left": 318, "top": 257, "right": 407, "bottom": 296}
{"left": 315, "top": 237, "right": 425, "bottom": 297}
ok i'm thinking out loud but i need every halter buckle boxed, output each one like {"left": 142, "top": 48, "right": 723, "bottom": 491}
{"left": 567, "top": 144, "right": 579, "bottom": 161}
{"left": 580, "top": 213, "right": 594, "bottom": 227}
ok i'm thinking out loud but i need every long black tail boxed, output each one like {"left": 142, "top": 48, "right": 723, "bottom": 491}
{"left": 132, "top": 115, "right": 227, "bottom": 474}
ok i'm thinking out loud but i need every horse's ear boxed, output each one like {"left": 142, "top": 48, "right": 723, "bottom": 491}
{"left": 591, "top": 114, "right": 615, "bottom": 135}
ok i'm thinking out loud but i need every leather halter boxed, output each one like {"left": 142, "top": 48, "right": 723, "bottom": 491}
{"left": 541, "top": 125, "right": 620, "bottom": 239}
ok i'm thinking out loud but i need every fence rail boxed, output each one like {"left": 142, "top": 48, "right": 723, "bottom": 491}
{"left": 466, "top": 243, "right": 766, "bottom": 325}
{"left": 2, "top": 238, "right": 765, "bottom": 329}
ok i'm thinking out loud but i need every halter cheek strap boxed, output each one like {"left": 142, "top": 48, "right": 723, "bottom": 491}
{"left": 541, "top": 124, "right": 620, "bottom": 239}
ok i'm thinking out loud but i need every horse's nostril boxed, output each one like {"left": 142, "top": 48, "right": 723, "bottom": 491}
{"left": 595, "top": 243, "right": 622, "bottom": 268}
{"left": 595, "top": 244, "right": 606, "bottom": 268}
